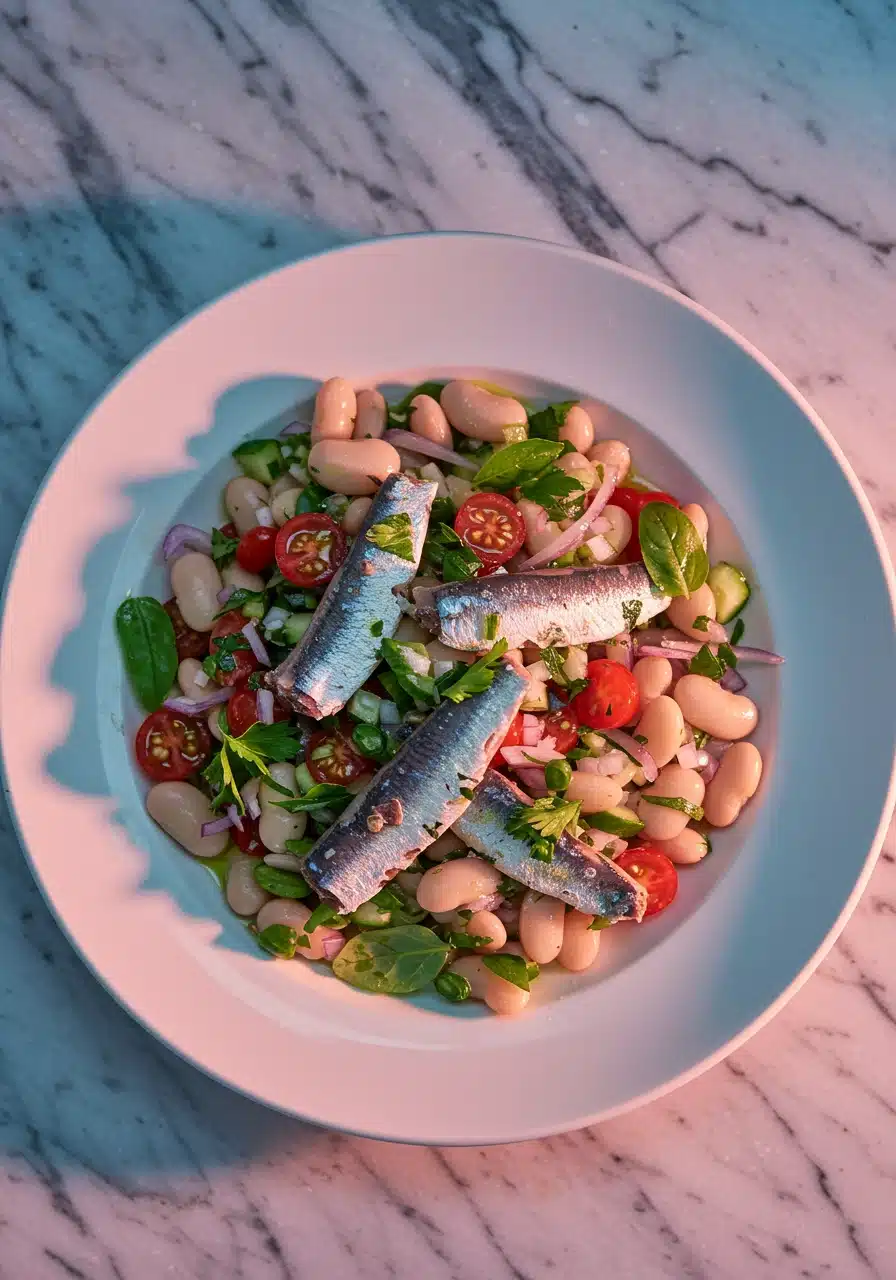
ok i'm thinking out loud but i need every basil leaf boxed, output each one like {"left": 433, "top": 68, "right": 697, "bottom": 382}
{"left": 472, "top": 439, "right": 563, "bottom": 491}
{"left": 257, "top": 924, "right": 298, "bottom": 959}
{"left": 253, "top": 865, "right": 312, "bottom": 898}
{"left": 688, "top": 644, "right": 727, "bottom": 680}
{"left": 115, "top": 597, "right": 179, "bottom": 712}
{"left": 211, "top": 526, "right": 240, "bottom": 565}
{"left": 482, "top": 953, "right": 530, "bottom": 991}
{"left": 526, "top": 401, "right": 576, "bottom": 441}
{"left": 434, "top": 972, "right": 471, "bottom": 1002}
{"left": 641, "top": 795, "right": 704, "bottom": 821}
{"left": 296, "top": 480, "right": 330, "bottom": 513}
{"left": 366, "top": 513, "right": 415, "bottom": 561}
{"left": 518, "top": 465, "right": 585, "bottom": 520}
{"left": 638, "top": 503, "right": 709, "bottom": 598}
{"left": 331, "top": 925, "right": 450, "bottom": 994}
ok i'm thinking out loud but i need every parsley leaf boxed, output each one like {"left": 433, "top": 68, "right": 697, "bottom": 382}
{"left": 370, "top": 619, "right": 384, "bottom": 637}
{"left": 211, "top": 526, "right": 240, "bottom": 565}
{"left": 438, "top": 638, "right": 508, "bottom": 703}
{"left": 518, "top": 465, "right": 586, "bottom": 520}
{"left": 228, "top": 720, "right": 303, "bottom": 766}
{"left": 442, "top": 549, "right": 481, "bottom": 583}
{"left": 621, "top": 599, "right": 643, "bottom": 631}
{"left": 275, "top": 783, "right": 355, "bottom": 816}
{"left": 688, "top": 644, "right": 727, "bottom": 680}
{"left": 422, "top": 522, "right": 479, "bottom": 580}
{"left": 213, "top": 587, "right": 267, "bottom": 620}
{"left": 691, "top": 614, "right": 711, "bottom": 633}
{"left": 512, "top": 795, "right": 582, "bottom": 841}
{"left": 366, "top": 513, "right": 415, "bottom": 561}
{"left": 526, "top": 401, "right": 576, "bottom": 441}
{"left": 641, "top": 795, "right": 704, "bottom": 821}
{"left": 295, "top": 480, "right": 330, "bottom": 514}
{"left": 202, "top": 632, "right": 250, "bottom": 678}
{"left": 379, "top": 638, "right": 437, "bottom": 704}
{"left": 203, "top": 718, "right": 303, "bottom": 812}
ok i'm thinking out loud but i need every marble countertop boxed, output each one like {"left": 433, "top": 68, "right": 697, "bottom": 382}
{"left": 1, "top": 1, "right": 894, "bottom": 1276}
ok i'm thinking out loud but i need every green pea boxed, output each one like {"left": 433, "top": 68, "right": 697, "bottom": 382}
{"left": 544, "top": 758, "right": 572, "bottom": 792}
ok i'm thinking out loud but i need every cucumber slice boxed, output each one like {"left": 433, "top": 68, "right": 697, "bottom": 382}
{"left": 707, "top": 562, "right": 751, "bottom": 623}
{"left": 232, "top": 439, "right": 285, "bottom": 486}
{"left": 281, "top": 612, "right": 315, "bottom": 645}
{"left": 347, "top": 689, "right": 382, "bottom": 725}
{"left": 294, "top": 762, "right": 315, "bottom": 794}
{"left": 588, "top": 805, "right": 645, "bottom": 838}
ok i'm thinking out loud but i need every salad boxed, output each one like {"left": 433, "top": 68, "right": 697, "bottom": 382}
{"left": 117, "top": 378, "right": 781, "bottom": 1015}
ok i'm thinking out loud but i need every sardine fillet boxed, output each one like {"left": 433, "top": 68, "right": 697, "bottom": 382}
{"left": 453, "top": 769, "right": 648, "bottom": 921}
{"left": 415, "top": 563, "right": 669, "bottom": 652}
{"left": 267, "top": 473, "right": 437, "bottom": 718}
{"left": 302, "top": 664, "right": 528, "bottom": 913}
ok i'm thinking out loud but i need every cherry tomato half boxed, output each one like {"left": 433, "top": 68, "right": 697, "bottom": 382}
{"left": 231, "top": 814, "right": 264, "bottom": 855}
{"left": 490, "top": 711, "right": 525, "bottom": 766}
{"left": 454, "top": 493, "right": 525, "bottom": 568}
{"left": 275, "top": 513, "right": 346, "bottom": 587}
{"left": 306, "top": 725, "right": 372, "bottom": 786}
{"left": 220, "top": 523, "right": 238, "bottom": 540}
{"left": 209, "top": 610, "right": 259, "bottom": 687}
{"left": 571, "top": 659, "right": 640, "bottom": 731}
{"left": 616, "top": 846, "right": 678, "bottom": 917}
{"left": 163, "top": 598, "right": 208, "bottom": 662}
{"left": 135, "top": 708, "right": 212, "bottom": 782}
{"left": 226, "top": 681, "right": 291, "bottom": 737}
{"left": 236, "top": 525, "right": 277, "bottom": 574}
{"left": 541, "top": 707, "right": 579, "bottom": 753}
{"left": 611, "top": 487, "right": 680, "bottom": 564}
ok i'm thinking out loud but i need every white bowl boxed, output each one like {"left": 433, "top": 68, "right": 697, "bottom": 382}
{"left": 2, "top": 233, "right": 894, "bottom": 1144}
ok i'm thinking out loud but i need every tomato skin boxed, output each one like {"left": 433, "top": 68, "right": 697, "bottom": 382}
{"left": 541, "top": 707, "right": 579, "bottom": 753}
{"left": 455, "top": 493, "right": 526, "bottom": 567}
{"left": 209, "top": 610, "right": 259, "bottom": 687}
{"left": 571, "top": 659, "right": 640, "bottom": 730}
{"left": 221, "top": 523, "right": 238, "bottom": 540}
{"left": 490, "top": 711, "right": 525, "bottom": 765}
{"left": 611, "top": 488, "right": 680, "bottom": 563}
{"left": 163, "top": 598, "right": 208, "bottom": 661}
{"left": 275, "top": 514, "right": 346, "bottom": 587}
{"left": 135, "top": 709, "right": 212, "bottom": 782}
{"left": 616, "top": 846, "right": 678, "bottom": 917}
{"left": 231, "top": 814, "right": 264, "bottom": 855}
{"left": 236, "top": 525, "right": 277, "bottom": 573}
{"left": 226, "top": 682, "right": 290, "bottom": 737}
{"left": 306, "top": 725, "right": 371, "bottom": 785}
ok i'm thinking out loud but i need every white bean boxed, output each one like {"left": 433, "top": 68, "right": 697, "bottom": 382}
{"left": 269, "top": 474, "right": 296, "bottom": 500}
{"left": 258, "top": 762, "right": 306, "bottom": 854}
{"left": 519, "top": 891, "right": 566, "bottom": 964}
{"left": 636, "top": 694, "right": 685, "bottom": 768}
{"left": 170, "top": 552, "right": 223, "bottom": 632}
{"left": 633, "top": 656, "right": 673, "bottom": 706}
{"left": 638, "top": 764, "right": 705, "bottom": 840}
{"left": 557, "top": 910, "right": 600, "bottom": 972}
{"left": 465, "top": 910, "right": 507, "bottom": 954}
{"left": 227, "top": 853, "right": 271, "bottom": 916}
{"left": 654, "top": 828, "right": 710, "bottom": 865}
{"left": 146, "top": 782, "right": 229, "bottom": 858}
{"left": 439, "top": 380, "right": 527, "bottom": 442}
{"left": 311, "top": 377, "right": 356, "bottom": 443}
{"left": 353, "top": 388, "right": 386, "bottom": 440}
{"left": 271, "top": 488, "right": 301, "bottom": 527}
{"left": 556, "top": 451, "right": 597, "bottom": 494}
{"left": 682, "top": 502, "right": 709, "bottom": 546}
{"left": 341, "top": 496, "right": 372, "bottom": 536}
{"left": 208, "top": 707, "right": 224, "bottom": 742}
{"left": 666, "top": 583, "right": 717, "bottom": 641}
{"left": 225, "top": 476, "right": 270, "bottom": 535}
{"left": 703, "top": 742, "right": 763, "bottom": 827}
{"left": 595, "top": 504, "right": 632, "bottom": 559}
{"left": 255, "top": 899, "right": 339, "bottom": 961}
{"left": 674, "top": 675, "right": 758, "bottom": 741}
{"left": 394, "top": 616, "right": 429, "bottom": 644}
{"left": 307, "top": 438, "right": 401, "bottom": 495}
{"left": 559, "top": 404, "right": 594, "bottom": 455}
{"left": 449, "top": 955, "right": 530, "bottom": 1015}
{"left": 409, "top": 394, "right": 452, "bottom": 447}
{"left": 416, "top": 857, "right": 501, "bottom": 913}
{"left": 427, "top": 830, "right": 467, "bottom": 861}
{"left": 222, "top": 561, "right": 266, "bottom": 594}
{"left": 566, "top": 770, "right": 624, "bottom": 814}
{"left": 177, "top": 658, "right": 208, "bottom": 701}
{"left": 587, "top": 438, "right": 631, "bottom": 480}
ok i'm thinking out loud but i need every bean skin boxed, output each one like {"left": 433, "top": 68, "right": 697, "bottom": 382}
{"left": 353, "top": 388, "right": 386, "bottom": 440}
{"left": 440, "top": 380, "right": 527, "bottom": 442}
{"left": 636, "top": 694, "right": 685, "bottom": 768}
{"left": 222, "top": 561, "right": 265, "bottom": 593}
{"left": 227, "top": 853, "right": 271, "bottom": 916}
{"left": 682, "top": 502, "right": 709, "bottom": 546}
{"left": 559, "top": 404, "right": 594, "bottom": 455}
{"left": 307, "top": 438, "right": 401, "bottom": 495}
{"left": 654, "top": 828, "right": 710, "bottom": 865}
{"left": 557, "top": 910, "right": 600, "bottom": 972}
{"left": 519, "top": 890, "right": 565, "bottom": 964}
{"left": 464, "top": 910, "right": 507, "bottom": 954}
{"left": 633, "top": 656, "right": 673, "bottom": 705}
{"left": 566, "top": 770, "right": 624, "bottom": 814}
{"left": 426, "top": 830, "right": 467, "bottom": 862}
{"left": 703, "top": 742, "right": 763, "bottom": 827}
{"left": 312, "top": 377, "right": 357, "bottom": 443}
{"left": 674, "top": 674, "right": 758, "bottom": 741}
{"left": 224, "top": 476, "right": 270, "bottom": 535}
{"left": 258, "top": 762, "right": 306, "bottom": 854}
{"left": 146, "top": 782, "right": 229, "bottom": 858}
{"left": 170, "top": 552, "right": 223, "bottom": 632}
{"left": 409, "top": 394, "right": 453, "bottom": 446}
{"left": 586, "top": 438, "right": 631, "bottom": 480}
{"left": 416, "top": 857, "right": 502, "bottom": 913}
{"left": 666, "top": 583, "right": 718, "bottom": 641}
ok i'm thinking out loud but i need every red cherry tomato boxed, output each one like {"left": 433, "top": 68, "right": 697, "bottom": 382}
{"left": 275, "top": 513, "right": 346, "bottom": 587}
{"left": 571, "top": 659, "right": 640, "bottom": 730}
{"left": 220, "top": 523, "right": 238, "bottom": 539}
{"left": 454, "top": 493, "right": 525, "bottom": 567}
{"left": 306, "top": 725, "right": 371, "bottom": 786}
{"left": 616, "top": 846, "right": 678, "bottom": 917}
{"left": 135, "top": 709, "right": 212, "bottom": 782}
{"left": 226, "top": 681, "right": 291, "bottom": 737}
{"left": 231, "top": 814, "right": 264, "bottom": 855}
{"left": 163, "top": 598, "right": 208, "bottom": 661}
{"left": 541, "top": 707, "right": 579, "bottom": 753}
{"left": 610, "top": 487, "right": 680, "bottom": 564}
{"left": 236, "top": 525, "right": 277, "bottom": 573}
{"left": 209, "top": 610, "right": 259, "bottom": 687}
{"left": 490, "top": 711, "right": 525, "bottom": 765}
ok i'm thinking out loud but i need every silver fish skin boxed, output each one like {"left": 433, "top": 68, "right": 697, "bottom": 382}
{"left": 416, "top": 563, "right": 669, "bottom": 653}
{"left": 266, "top": 473, "right": 437, "bottom": 718}
{"left": 302, "top": 663, "right": 528, "bottom": 913}
{"left": 453, "top": 769, "right": 648, "bottom": 921}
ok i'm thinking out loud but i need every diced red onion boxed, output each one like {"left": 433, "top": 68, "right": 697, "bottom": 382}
{"left": 700, "top": 755, "right": 720, "bottom": 782}
{"left": 193, "top": 668, "right": 211, "bottom": 688}
{"left": 521, "top": 714, "right": 545, "bottom": 747}
{"left": 599, "top": 730, "right": 658, "bottom": 783}
{"left": 226, "top": 804, "right": 244, "bottom": 833}
{"left": 256, "top": 505, "right": 275, "bottom": 528}
{"left": 322, "top": 934, "right": 346, "bottom": 961}
{"left": 676, "top": 742, "right": 702, "bottom": 769}
{"left": 383, "top": 429, "right": 478, "bottom": 472}
{"left": 217, "top": 584, "right": 235, "bottom": 606}
{"left": 513, "top": 765, "right": 549, "bottom": 796}
{"left": 730, "top": 646, "right": 783, "bottom": 665}
{"left": 720, "top": 668, "right": 748, "bottom": 693}
{"left": 704, "top": 619, "right": 729, "bottom": 644}
{"left": 256, "top": 688, "right": 275, "bottom": 725}
{"left": 575, "top": 756, "right": 603, "bottom": 775}
{"left": 200, "top": 815, "right": 234, "bottom": 836}
{"left": 641, "top": 636, "right": 783, "bottom": 665}
{"left": 501, "top": 741, "right": 563, "bottom": 767}
{"left": 280, "top": 419, "right": 312, "bottom": 436}
{"left": 162, "top": 524, "right": 213, "bottom": 561}
{"left": 164, "top": 687, "right": 233, "bottom": 714}
{"left": 464, "top": 892, "right": 504, "bottom": 913}
{"left": 432, "top": 659, "right": 456, "bottom": 679}
{"left": 597, "top": 750, "right": 628, "bottom": 776}
{"left": 242, "top": 621, "right": 271, "bottom": 667}
{"left": 705, "top": 737, "right": 733, "bottom": 759}
{"left": 519, "top": 465, "right": 618, "bottom": 570}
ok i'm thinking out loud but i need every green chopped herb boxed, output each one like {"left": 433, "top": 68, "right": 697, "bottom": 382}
{"left": 730, "top": 617, "right": 745, "bottom": 646}
{"left": 386, "top": 381, "right": 448, "bottom": 428}
{"left": 530, "top": 838, "right": 554, "bottom": 862}
{"left": 202, "top": 718, "right": 301, "bottom": 812}
{"left": 482, "top": 953, "right": 530, "bottom": 991}
{"left": 213, "top": 587, "right": 267, "bottom": 620}
{"left": 588, "top": 916, "right": 614, "bottom": 932}
{"left": 379, "top": 638, "right": 437, "bottom": 704}
{"left": 275, "top": 783, "right": 355, "bottom": 817}
{"left": 718, "top": 642, "right": 738, "bottom": 669}
{"left": 497, "top": 874, "right": 523, "bottom": 898}
{"left": 366, "top": 513, "right": 415, "bottom": 561}
{"left": 518, "top": 465, "right": 586, "bottom": 520}
{"left": 484, "top": 612, "right": 500, "bottom": 642}
{"left": 438, "top": 638, "right": 508, "bottom": 703}
{"left": 459, "top": 786, "right": 476, "bottom": 801}
{"left": 691, "top": 614, "right": 711, "bottom": 633}
{"left": 691, "top": 729, "right": 710, "bottom": 749}
{"left": 434, "top": 972, "right": 471, "bottom": 1002}
{"left": 284, "top": 837, "right": 315, "bottom": 856}
{"left": 446, "top": 932, "right": 494, "bottom": 950}
{"left": 422, "top": 522, "right": 481, "bottom": 581}
{"left": 352, "top": 722, "right": 392, "bottom": 762}
{"left": 641, "top": 795, "right": 704, "bottom": 821}
{"left": 621, "top": 599, "right": 643, "bottom": 631}
{"left": 442, "top": 548, "right": 481, "bottom": 582}
{"left": 526, "top": 401, "right": 576, "bottom": 441}
{"left": 211, "top": 526, "right": 240, "bottom": 565}
{"left": 688, "top": 644, "right": 727, "bottom": 680}
{"left": 295, "top": 480, "right": 330, "bottom": 514}
{"left": 257, "top": 924, "right": 298, "bottom": 959}
{"left": 202, "top": 631, "right": 251, "bottom": 679}
{"left": 303, "top": 902, "right": 349, "bottom": 934}
{"left": 509, "top": 795, "right": 582, "bottom": 843}
{"left": 370, "top": 619, "right": 384, "bottom": 637}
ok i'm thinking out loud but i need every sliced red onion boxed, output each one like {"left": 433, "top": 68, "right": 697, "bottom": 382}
{"left": 383, "top": 429, "right": 478, "bottom": 472}
{"left": 280, "top": 419, "right": 312, "bottom": 436}
{"left": 256, "top": 688, "right": 275, "bottom": 725}
{"left": 730, "top": 646, "right": 784, "bottom": 665}
{"left": 647, "top": 636, "right": 783, "bottom": 665}
{"left": 704, "top": 619, "right": 729, "bottom": 644}
{"left": 226, "top": 804, "right": 244, "bottom": 832}
{"left": 513, "top": 765, "right": 550, "bottom": 796}
{"left": 242, "top": 621, "right": 271, "bottom": 667}
{"left": 597, "top": 750, "right": 628, "bottom": 776}
{"left": 464, "top": 892, "right": 504, "bottom": 913}
{"left": 164, "top": 687, "right": 233, "bottom": 714}
{"left": 162, "top": 524, "right": 213, "bottom": 561}
{"left": 200, "top": 814, "right": 234, "bottom": 836}
{"left": 636, "top": 645, "right": 694, "bottom": 661}
{"left": 255, "top": 505, "right": 275, "bottom": 528}
{"left": 720, "top": 668, "right": 748, "bottom": 693}
{"left": 519, "top": 465, "right": 618, "bottom": 570}
{"left": 501, "top": 741, "right": 563, "bottom": 767}
{"left": 676, "top": 742, "right": 702, "bottom": 769}
{"left": 217, "top": 584, "right": 235, "bottom": 606}
{"left": 322, "top": 934, "right": 346, "bottom": 962}
{"left": 705, "top": 737, "right": 733, "bottom": 759}
{"left": 700, "top": 755, "right": 720, "bottom": 783}
{"left": 599, "top": 730, "right": 658, "bottom": 783}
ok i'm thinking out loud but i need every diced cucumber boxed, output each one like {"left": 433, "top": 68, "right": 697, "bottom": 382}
{"left": 232, "top": 439, "right": 286, "bottom": 486}
{"left": 707, "top": 562, "right": 751, "bottom": 623}
{"left": 240, "top": 598, "right": 266, "bottom": 619}
{"left": 588, "top": 805, "right": 645, "bottom": 838}
{"left": 294, "top": 762, "right": 315, "bottom": 794}
{"left": 281, "top": 612, "right": 315, "bottom": 645}
{"left": 347, "top": 689, "right": 382, "bottom": 725}
{"left": 520, "top": 679, "right": 549, "bottom": 712}
{"left": 351, "top": 901, "right": 393, "bottom": 929}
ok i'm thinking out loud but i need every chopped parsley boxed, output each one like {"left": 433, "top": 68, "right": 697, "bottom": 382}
{"left": 621, "top": 599, "right": 643, "bottom": 631}
{"left": 688, "top": 643, "right": 736, "bottom": 681}
{"left": 526, "top": 401, "right": 576, "bottom": 441}
{"left": 422, "top": 522, "right": 480, "bottom": 581}
{"left": 508, "top": 795, "right": 581, "bottom": 862}
{"left": 483, "top": 612, "right": 500, "bottom": 642}
{"left": 366, "top": 513, "right": 415, "bottom": 561}
{"left": 691, "top": 614, "right": 711, "bottom": 633}
{"left": 202, "top": 631, "right": 250, "bottom": 679}
{"left": 518, "top": 465, "right": 586, "bottom": 521}
{"left": 641, "top": 795, "right": 704, "bottom": 821}
{"left": 202, "top": 718, "right": 302, "bottom": 812}
{"left": 438, "top": 638, "right": 508, "bottom": 703}
{"left": 275, "top": 783, "right": 355, "bottom": 817}
{"left": 370, "top": 619, "right": 384, "bottom": 637}
{"left": 211, "top": 526, "right": 240, "bottom": 565}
